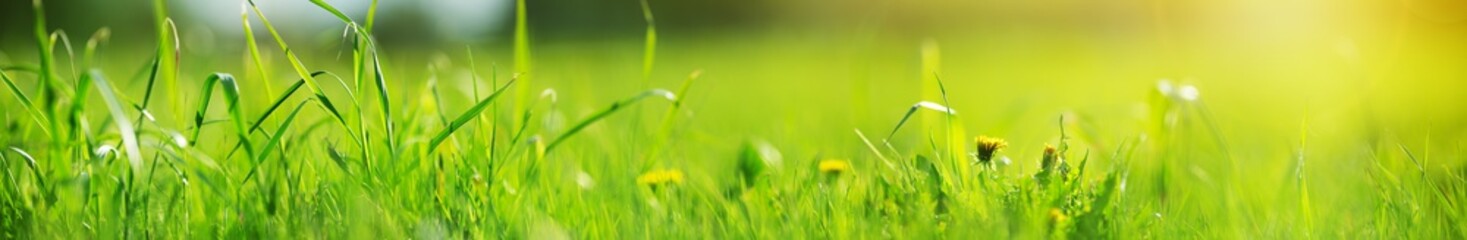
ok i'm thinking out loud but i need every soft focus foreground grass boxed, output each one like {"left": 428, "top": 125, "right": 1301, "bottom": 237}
{"left": 1, "top": 0, "right": 1466, "bottom": 239}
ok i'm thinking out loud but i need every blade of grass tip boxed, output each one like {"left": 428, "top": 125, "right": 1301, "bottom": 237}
{"left": 307, "top": 0, "right": 370, "bottom": 102}
{"left": 366, "top": 0, "right": 379, "bottom": 30}
{"left": 247, "top": 73, "right": 323, "bottom": 134}
{"left": 545, "top": 89, "right": 677, "bottom": 153}
{"left": 643, "top": 70, "right": 699, "bottom": 166}
{"left": 190, "top": 72, "right": 219, "bottom": 143}
{"left": 32, "top": 0, "right": 59, "bottom": 114}
{"left": 371, "top": 52, "right": 396, "bottom": 157}
{"left": 246, "top": 1, "right": 353, "bottom": 128}
{"left": 465, "top": 46, "right": 498, "bottom": 160}
{"left": 215, "top": 73, "right": 325, "bottom": 162}
{"left": 133, "top": 19, "right": 178, "bottom": 126}
{"left": 0, "top": 70, "right": 52, "bottom": 137}
{"left": 512, "top": 0, "right": 532, "bottom": 118}
{"left": 308, "top": 0, "right": 357, "bottom": 26}
{"left": 638, "top": 0, "right": 656, "bottom": 85}
{"left": 242, "top": 100, "right": 311, "bottom": 184}
{"left": 8, "top": 147, "right": 56, "bottom": 205}
{"left": 218, "top": 73, "right": 257, "bottom": 161}
{"left": 307, "top": 0, "right": 380, "bottom": 98}
{"left": 241, "top": 3, "right": 275, "bottom": 97}
{"left": 90, "top": 70, "right": 145, "bottom": 173}
{"left": 156, "top": 9, "right": 182, "bottom": 125}
{"left": 134, "top": 55, "right": 161, "bottom": 128}
{"left": 427, "top": 77, "right": 518, "bottom": 153}
{"left": 246, "top": 1, "right": 328, "bottom": 97}
{"left": 933, "top": 74, "right": 967, "bottom": 188}
{"left": 884, "top": 101, "right": 955, "bottom": 142}
{"left": 48, "top": 31, "right": 76, "bottom": 82}
{"left": 248, "top": 3, "right": 371, "bottom": 170}
{"left": 69, "top": 28, "right": 109, "bottom": 134}
{"left": 8, "top": 147, "right": 48, "bottom": 194}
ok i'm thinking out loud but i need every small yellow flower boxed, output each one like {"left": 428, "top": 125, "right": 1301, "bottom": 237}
{"left": 1048, "top": 208, "right": 1068, "bottom": 224}
{"left": 637, "top": 169, "right": 684, "bottom": 186}
{"left": 975, "top": 136, "right": 1008, "bottom": 163}
{"left": 818, "top": 159, "right": 852, "bottom": 175}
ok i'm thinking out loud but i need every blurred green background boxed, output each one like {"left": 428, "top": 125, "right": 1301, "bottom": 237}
{"left": 4, "top": 0, "right": 1463, "bottom": 147}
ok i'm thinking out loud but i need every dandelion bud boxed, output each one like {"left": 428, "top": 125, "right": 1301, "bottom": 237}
{"left": 1041, "top": 144, "right": 1059, "bottom": 170}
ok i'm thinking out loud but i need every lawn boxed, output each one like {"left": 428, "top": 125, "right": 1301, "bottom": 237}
{"left": 1, "top": 0, "right": 1465, "bottom": 238}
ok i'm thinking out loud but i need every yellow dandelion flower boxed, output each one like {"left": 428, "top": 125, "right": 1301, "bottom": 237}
{"left": 818, "top": 159, "right": 852, "bottom": 175}
{"left": 637, "top": 169, "right": 684, "bottom": 186}
{"left": 975, "top": 136, "right": 1008, "bottom": 163}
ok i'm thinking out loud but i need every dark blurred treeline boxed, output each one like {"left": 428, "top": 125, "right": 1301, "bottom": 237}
{"left": 0, "top": 0, "right": 782, "bottom": 47}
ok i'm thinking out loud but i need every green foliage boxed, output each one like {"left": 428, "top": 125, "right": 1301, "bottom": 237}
{"left": 0, "top": 0, "right": 1461, "bottom": 239}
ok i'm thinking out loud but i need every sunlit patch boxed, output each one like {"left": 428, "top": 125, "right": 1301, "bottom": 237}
{"left": 1156, "top": 79, "right": 1175, "bottom": 97}
{"left": 170, "top": 131, "right": 189, "bottom": 148}
{"left": 1178, "top": 85, "right": 1199, "bottom": 101}
{"left": 576, "top": 171, "right": 595, "bottom": 190}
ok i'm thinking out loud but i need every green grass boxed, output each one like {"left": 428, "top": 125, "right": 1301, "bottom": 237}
{"left": 1, "top": 0, "right": 1465, "bottom": 239}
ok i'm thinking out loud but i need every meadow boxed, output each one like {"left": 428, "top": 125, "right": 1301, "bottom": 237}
{"left": 1, "top": 0, "right": 1465, "bottom": 238}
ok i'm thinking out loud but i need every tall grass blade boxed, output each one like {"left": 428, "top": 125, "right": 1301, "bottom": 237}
{"left": 152, "top": 0, "right": 180, "bottom": 123}
{"left": 242, "top": 100, "right": 311, "bottom": 184}
{"left": 0, "top": 70, "right": 51, "bottom": 137}
{"left": 512, "top": 0, "right": 532, "bottom": 116}
{"left": 642, "top": 71, "right": 698, "bottom": 166}
{"left": 639, "top": 0, "right": 657, "bottom": 84}
{"left": 427, "top": 78, "right": 518, "bottom": 153}
{"left": 241, "top": 3, "right": 274, "bottom": 97}
{"left": 247, "top": 1, "right": 368, "bottom": 165}
{"left": 31, "top": 0, "right": 58, "bottom": 113}
{"left": 89, "top": 70, "right": 144, "bottom": 173}
{"left": 371, "top": 54, "right": 396, "bottom": 156}
{"left": 245, "top": 1, "right": 327, "bottom": 96}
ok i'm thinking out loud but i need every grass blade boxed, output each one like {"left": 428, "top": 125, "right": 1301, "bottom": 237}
{"left": 545, "top": 89, "right": 677, "bottom": 153}
{"left": 642, "top": 70, "right": 699, "bottom": 167}
{"left": 89, "top": 69, "right": 145, "bottom": 173}
{"left": 0, "top": 70, "right": 51, "bottom": 137}
{"left": 427, "top": 77, "right": 518, "bottom": 153}
{"left": 883, "top": 101, "right": 955, "bottom": 141}
{"left": 639, "top": 0, "right": 657, "bottom": 84}
{"left": 32, "top": 0, "right": 59, "bottom": 114}
{"left": 512, "top": 0, "right": 532, "bottom": 116}
{"left": 242, "top": 100, "right": 311, "bottom": 184}
{"left": 371, "top": 53, "right": 396, "bottom": 157}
